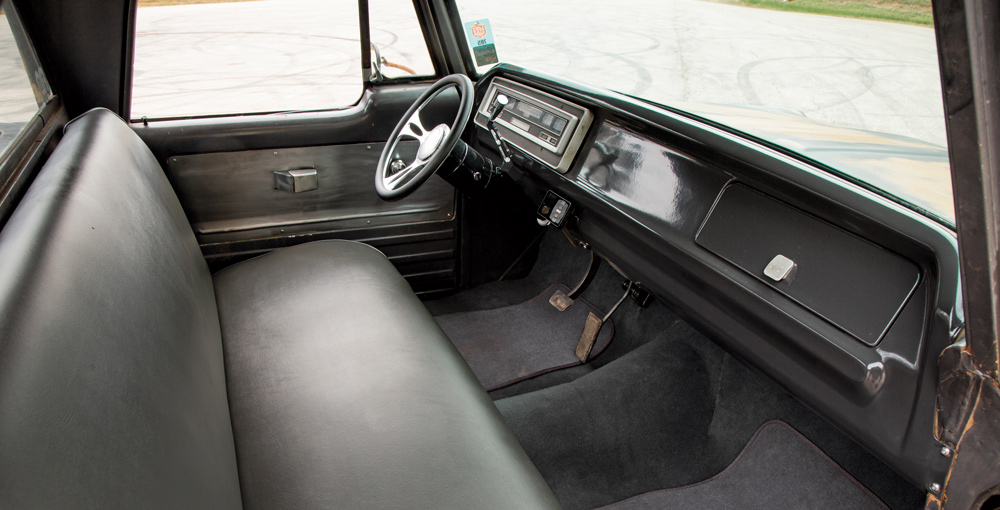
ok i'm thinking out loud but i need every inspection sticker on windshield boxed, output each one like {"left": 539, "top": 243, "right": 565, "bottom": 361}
{"left": 464, "top": 19, "right": 498, "bottom": 67}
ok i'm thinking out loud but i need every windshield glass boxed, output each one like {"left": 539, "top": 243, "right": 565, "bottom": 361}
{"left": 456, "top": 0, "right": 953, "bottom": 225}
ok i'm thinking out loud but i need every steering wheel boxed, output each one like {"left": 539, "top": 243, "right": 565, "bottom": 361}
{"left": 375, "top": 74, "right": 474, "bottom": 201}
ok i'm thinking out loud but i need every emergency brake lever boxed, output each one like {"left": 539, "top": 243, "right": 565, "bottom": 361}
{"left": 486, "top": 94, "right": 513, "bottom": 173}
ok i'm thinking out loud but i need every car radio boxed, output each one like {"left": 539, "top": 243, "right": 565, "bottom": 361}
{"left": 474, "top": 78, "right": 593, "bottom": 173}
{"left": 490, "top": 93, "right": 570, "bottom": 152}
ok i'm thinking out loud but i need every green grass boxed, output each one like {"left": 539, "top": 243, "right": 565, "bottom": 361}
{"left": 712, "top": 0, "right": 933, "bottom": 25}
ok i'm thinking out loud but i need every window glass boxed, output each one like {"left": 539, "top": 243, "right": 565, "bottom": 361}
{"left": 132, "top": 0, "right": 363, "bottom": 119}
{"left": 369, "top": 0, "right": 436, "bottom": 79}
{"left": 456, "top": 0, "right": 954, "bottom": 225}
{"left": 0, "top": 2, "right": 43, "bottom": 156}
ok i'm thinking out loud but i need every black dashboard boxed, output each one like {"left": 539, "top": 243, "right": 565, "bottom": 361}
{"left": 468, "top": 65, "right": 962, "bottom": 490}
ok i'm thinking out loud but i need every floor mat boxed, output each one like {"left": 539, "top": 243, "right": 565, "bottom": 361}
{"left": 435, "top": 283, "right": 614, "bottom": 391}
{"left": 599, "top": 421, "right": 887, "bottom": 510}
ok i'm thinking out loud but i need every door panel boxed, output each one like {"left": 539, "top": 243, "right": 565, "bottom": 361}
{"left": 169, "top": 141, "right": 452, "bottom": 237}
{"left": 134, "top": 83, "right": 462, "bottom": 296}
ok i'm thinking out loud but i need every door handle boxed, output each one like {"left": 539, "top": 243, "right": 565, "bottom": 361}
{"left": 274, "top": 168, "right": 318, "bottom": 193}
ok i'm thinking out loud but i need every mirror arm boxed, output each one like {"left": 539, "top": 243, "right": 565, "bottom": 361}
{"left": 369, "top": 42, "right": 384, "bottom": 82}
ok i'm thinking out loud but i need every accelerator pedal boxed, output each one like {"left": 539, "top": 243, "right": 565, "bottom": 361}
{"left": 576, "top": 280, "right": 633, "bottom": 362}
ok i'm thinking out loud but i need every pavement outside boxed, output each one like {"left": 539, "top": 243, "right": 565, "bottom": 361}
{"left": 458, "top": 0, "right": 946, "bottom": 147}
{"left": 2, "top": 0, "right": 947, "bottom": 149}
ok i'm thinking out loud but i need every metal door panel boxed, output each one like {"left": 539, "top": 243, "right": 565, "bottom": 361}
{"left": 168, "top": 141, "right": 453, "bottom": 237}
{"left": 168, "top": 141, "right": 457, "bottom": 295}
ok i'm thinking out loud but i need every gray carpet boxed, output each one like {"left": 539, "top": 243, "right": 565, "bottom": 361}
{"left": 599, "top": 421, "right": 888, "bottom": 510}
{"left": 435, "top": 283, "right": 614, "bottom": 391}
{"left": 425, "top": 230, "right": 593, "bottom": 316}
{"left": 494, "top": 313, "right": 924, "bottom": 510}
{"left": 428, "top": 229, "right": 924, "bottom": 509}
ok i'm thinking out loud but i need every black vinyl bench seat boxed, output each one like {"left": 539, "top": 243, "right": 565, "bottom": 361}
{"left": 0, "top": 109, "right": 560, "bottom": 510}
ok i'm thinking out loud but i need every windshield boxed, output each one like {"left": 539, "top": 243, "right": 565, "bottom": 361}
{"left": 456, "top": 0, "right": 953, "bottom": 226}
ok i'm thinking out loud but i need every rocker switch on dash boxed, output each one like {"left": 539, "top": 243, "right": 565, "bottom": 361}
{"left": 550, "top": 199, "right": 570, "bottom": 224}
{"left": 538, "top": 190, "right": 571, "bottom": 227}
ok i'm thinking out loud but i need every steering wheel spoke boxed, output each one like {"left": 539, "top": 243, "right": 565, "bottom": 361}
{"left": 399, "top": 110, "right": 429, "bottom": 142}
{"left": 384, "top": 158, "right": 427, "bottom": 190}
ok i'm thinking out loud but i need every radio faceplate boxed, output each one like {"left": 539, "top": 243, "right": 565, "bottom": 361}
{"left": 474, "top": 78, "right": 593, "bottom": 173}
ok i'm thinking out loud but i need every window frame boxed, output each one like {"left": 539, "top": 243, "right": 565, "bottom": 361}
{"left": 0, "top": 0, "right": 60, "bottom": 224}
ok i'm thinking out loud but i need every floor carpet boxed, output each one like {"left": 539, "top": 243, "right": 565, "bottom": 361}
{"left": 435, "top": 283, "right": 614, "bottom": 391}
{"left": 495, "top": 315, "right": 924, "bottom": 510}
{"left": 599, "top": 421, "right": 887, "bottom": 510}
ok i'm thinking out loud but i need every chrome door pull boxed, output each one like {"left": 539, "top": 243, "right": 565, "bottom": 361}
{"left": 274, "top": 168, "right": 318, "bottom": 193}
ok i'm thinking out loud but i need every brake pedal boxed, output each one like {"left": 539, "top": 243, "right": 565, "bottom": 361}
{"left": 549, "top": 289, "right": 575, "bottom": 311}
{"left": 550, "top": 249, "right": 601, "bottom": 311}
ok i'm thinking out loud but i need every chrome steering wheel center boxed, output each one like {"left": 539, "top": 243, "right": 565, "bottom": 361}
{"left": 417, "top": 124, "right": 449, "bottom": 161}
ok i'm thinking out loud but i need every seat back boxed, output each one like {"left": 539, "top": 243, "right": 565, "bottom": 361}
{"left": 0, "top": 109, "right": 242, "bottom": 509}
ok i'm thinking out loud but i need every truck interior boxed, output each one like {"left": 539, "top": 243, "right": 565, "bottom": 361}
{"left": 1, "top": 0, "right": 998, "bottom": 509}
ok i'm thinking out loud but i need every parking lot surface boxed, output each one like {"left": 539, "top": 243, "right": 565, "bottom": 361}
{"left": 6, "top": 0, "right": 946, "bottom": 148}
{"left": 459, "top": 0, "right": 946, "bottom": 146}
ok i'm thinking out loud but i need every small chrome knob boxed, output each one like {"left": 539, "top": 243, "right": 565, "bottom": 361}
{"left": 489, "top": 94, "right": 509, "bottom": 123}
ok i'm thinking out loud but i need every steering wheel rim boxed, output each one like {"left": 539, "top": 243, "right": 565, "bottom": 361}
{"left": 375, "top": 74, "right": 474, "bottom": 201}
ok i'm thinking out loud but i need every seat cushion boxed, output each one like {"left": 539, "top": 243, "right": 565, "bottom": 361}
{"left": 214, "top": 240, "right": 561, "bottom": 510}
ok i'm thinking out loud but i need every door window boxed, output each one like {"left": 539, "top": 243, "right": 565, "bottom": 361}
{"left": 0, "top": 0, "right": 48, "bottom": 157}
{"left": 131, "top": 0, "right": 436, "bottom": 120}
{"left": 369, "top": 0, "right": 436, "bottom": 80}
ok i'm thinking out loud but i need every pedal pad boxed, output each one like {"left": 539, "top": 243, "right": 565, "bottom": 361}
{"left": 549, "top": 289, "right": 575, "bottom": 311}
{"left": 575, "top": 279, "right": 635, "bottom": 363}
{"left": 552, "top": 248, "right": 601, "bottom": 312}
{"left": 575, "top": 312, "right": 604, "bottom": 362}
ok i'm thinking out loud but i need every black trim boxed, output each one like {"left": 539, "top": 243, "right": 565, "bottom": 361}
{"left": 429, "top": 0, "right": 470, "bottom": 76}
{"left": 411, "top": 0, "right": 449, "bottom": 78}
{"left": 928, "top": 0, "right": 1000, "bottom": 504}
{"left": 446, "top": 0, "right": 477, "bottom": 76}
{"left": 934, "top": 0, "right": 1000, "bottom": 379}
{"left": 13, "top": 0, "right": 126, "bottom": 117}
{"left": 0, "top": 97, "right": 65, "bottom": 227}
{"left": 120, "top": 0, "right": 136, "bottom": 119}
{"left": 359, "top": 0, "right": 372, "bottom": 83}
{"left": 4, "top": 0, "right": 51, "bottom": 106}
